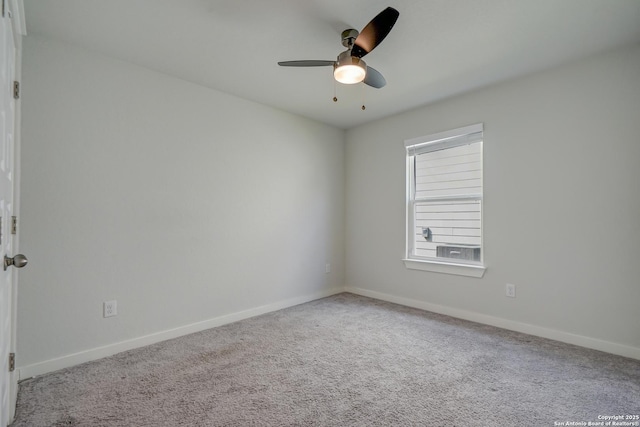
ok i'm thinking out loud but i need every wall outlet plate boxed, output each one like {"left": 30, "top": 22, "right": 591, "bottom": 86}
{"left": 104, "top": 300, "right": 117, "bottom": 317}
{"left": 506, "top": 283, "right": 516, "bottom": 298}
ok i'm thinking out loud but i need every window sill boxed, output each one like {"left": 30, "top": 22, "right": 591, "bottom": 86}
{"left": 403, "top": 259, "right": 486, "bottom": 278}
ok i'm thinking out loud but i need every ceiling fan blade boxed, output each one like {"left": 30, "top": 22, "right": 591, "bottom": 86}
{"left": 364, "top": 66, "right": 386, "bottom": 88}
{"left": 278, "top": 60, "right": 335, "bottom": 67}
{"left": 351, "top": 7, "right": 399, "bottom": 59}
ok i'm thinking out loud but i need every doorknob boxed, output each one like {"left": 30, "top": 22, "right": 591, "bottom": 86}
{"left": 4, "top": 254, "right": 28, "bottom": 271}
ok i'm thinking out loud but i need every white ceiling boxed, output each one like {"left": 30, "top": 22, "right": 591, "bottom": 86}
{"left": 22, "top": 0, "right": 640, "bottom": 129}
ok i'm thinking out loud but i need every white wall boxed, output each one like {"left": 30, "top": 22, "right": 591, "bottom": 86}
{"left": 17, "top": 36, "right": 345, "bottom": 371}
{"left": 18, "top": 33, "right": 640, "bottom": 374}
{"left": 345, "top": 44, "right": 640, "bottom": 355}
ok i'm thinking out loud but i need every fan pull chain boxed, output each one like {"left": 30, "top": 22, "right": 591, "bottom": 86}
{"left": 333, "top": 78, "right": 338, "bottom": 103}
{"left": 361, "top": 83, "right": 366, "bottom": 110}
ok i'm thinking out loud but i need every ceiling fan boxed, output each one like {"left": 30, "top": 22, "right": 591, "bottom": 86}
{"left": 278, "top": 7, "right": 400, "bottom": 89}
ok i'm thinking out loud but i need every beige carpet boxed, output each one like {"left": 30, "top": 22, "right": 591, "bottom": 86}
{"left": 12, "top": 293, "right": 640, "bottom": 426}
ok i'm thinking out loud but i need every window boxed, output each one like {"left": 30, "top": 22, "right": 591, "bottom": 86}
{"left": 404, "top": 124, "right": 485, "bottom": 277}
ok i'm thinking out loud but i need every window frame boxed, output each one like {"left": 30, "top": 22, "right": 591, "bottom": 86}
{"left": 403, "top": 123, "right": 486, "bottom": 278}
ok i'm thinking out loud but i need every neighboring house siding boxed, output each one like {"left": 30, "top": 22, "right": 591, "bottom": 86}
{"left": 413, "top": 142, "right": 482, "bottom": 260}
{"left": 414, "top": 200, "right": 481, "bottom": 258}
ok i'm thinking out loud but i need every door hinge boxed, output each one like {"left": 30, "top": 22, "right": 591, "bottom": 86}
{"left": 13, "top": 81, "right": 19, "bottom": 99}
{"left": 2, "top": 0, "right": 5, "bottom": 18}
{"left": 9, "top": 353, "right": 15, "bottom": 372}
{"left": 11, "top": 216, "right": 17, "bottom": 234}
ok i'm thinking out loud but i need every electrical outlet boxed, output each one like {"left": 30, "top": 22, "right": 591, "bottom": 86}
{"left": 103, "top": 300, "right": 118, "bottom": 318}
{"left": 505, "top": 283, "right": 516, "bottom": 298}
{"left": 325, "top": 263, "right": 331, "bottom": 274}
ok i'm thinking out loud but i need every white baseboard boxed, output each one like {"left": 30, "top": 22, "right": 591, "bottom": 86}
{"left": 19, "top": 285, "right": 639, "bottom": 380}
{"left": 18, "top": 287, "right": 344, "bottom": 380}
{"left": 345, "top": 286, "right": 640, "bottom": 361}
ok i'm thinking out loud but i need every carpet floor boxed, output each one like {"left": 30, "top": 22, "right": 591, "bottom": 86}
{"left": 12, "top": 293, "right": 640, "bottom": 426}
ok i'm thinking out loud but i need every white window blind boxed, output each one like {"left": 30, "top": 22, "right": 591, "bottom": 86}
{"left": 405, "top": 124, "right": 483, "bottom": 266}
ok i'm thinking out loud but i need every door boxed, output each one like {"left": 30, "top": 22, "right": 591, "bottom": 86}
{"left": 0, "top": 1, "right": 17, "bottom": 424}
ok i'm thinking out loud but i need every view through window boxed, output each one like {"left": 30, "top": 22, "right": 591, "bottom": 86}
{"left": 405, "top": 124, "right": 483, "bottom": 267}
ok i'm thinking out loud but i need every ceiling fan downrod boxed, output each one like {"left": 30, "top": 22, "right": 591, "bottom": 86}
{"left": 341, "top": 29, "right": 359, "bottom": 49}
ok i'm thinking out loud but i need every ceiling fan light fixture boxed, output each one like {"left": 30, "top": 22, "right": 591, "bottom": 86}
{"left": 334, "top": 52, "right": 366, "bottom": 84}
